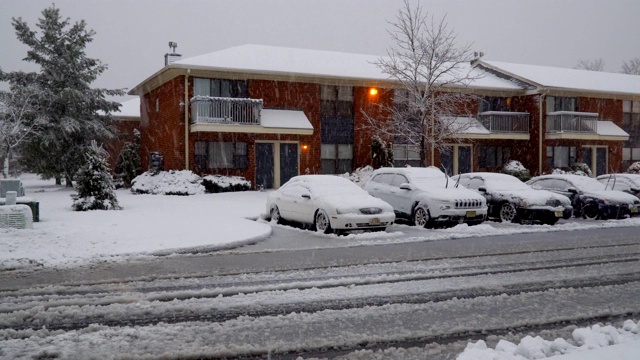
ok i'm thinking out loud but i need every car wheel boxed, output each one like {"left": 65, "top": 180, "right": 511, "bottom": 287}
{"left": 413, "top": 206, "right": 430, "bottom": 228}
{"left": 270, "top": 206, "right": 282, "bottom": 224}
{"left": 582, "top": 202, "right": 599, "bottom": 220}
{"left": 499, "top": 203, "right": 518, "bottom": 223}
{"left": 314, "top": 210, "right": 333, "bottom": 234}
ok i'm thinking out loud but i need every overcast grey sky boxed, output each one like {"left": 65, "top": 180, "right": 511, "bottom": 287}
{"left": 2, "top": 0, "right": 639, "bottom": 99}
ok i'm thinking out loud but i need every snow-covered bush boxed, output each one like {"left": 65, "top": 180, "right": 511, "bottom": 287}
{"left": 131, "top": 170, "right": 205, "bottom": 195}
{"left": 552, "top": 162, "right": 593, "bottom": 177}
{"left": 130, "top": 170, "right": 252, "bottom": 195}
{"left": 201, "top": 175, "right": 251, "bottom": 193}
{"left": 627, "top": 161, "right": 640, "bottom": 174}
{"left": 501, "top": 160, "right": 530, "bottom": 182}
{"left": 371, "top": 135, "right": 393, "bottom": 168}
{"left": 71, "top": 141, "right": 121, "bottom": 211}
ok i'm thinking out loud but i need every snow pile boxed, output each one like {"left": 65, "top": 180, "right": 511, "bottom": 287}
{"left": 457, "top": 320, "right": 640, "bottom": 360}
{"left": 339, "top": 165, "right": 375, "bottom": 186}
{"left": 627, "top": 161, "right": 640, "bottom": 174}
{"left": 551, "top": 163, "right": 593, "bottom": 177}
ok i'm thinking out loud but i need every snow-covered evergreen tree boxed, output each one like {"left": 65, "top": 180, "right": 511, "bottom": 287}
{"left": 115, "top": 129, "right": 141, "bottom": 188}
{"left": 71, "top": 140, "right": 121, "bottom": 211}
{"left": 0, "top": 5, "right": 124, "bottom": 186}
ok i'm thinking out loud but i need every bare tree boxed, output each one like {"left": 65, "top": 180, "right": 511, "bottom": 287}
{"left": 362, "top": 0, "right": 479, "bottom": 167}
{"left": 0, "top": 84, "right": 43, "bottom": 177}
{"left": 574, "top": 58, "right": 604, "bottom": 71}
{"left": 621, "top": 57, "right": 640, "bottom": 75}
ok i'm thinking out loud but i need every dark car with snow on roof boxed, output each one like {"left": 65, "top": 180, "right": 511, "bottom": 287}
{"left": 596, "top": 173, "right": 640, "bottom": 198}
{"left": 453, "top": 172, "right": 572, "bottom": 225}
{"left": 527, "top": 174, "right": 640, "bottom": 219}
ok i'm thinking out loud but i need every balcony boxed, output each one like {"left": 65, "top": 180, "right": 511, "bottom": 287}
{"left": 190, "top": 96, "right": 263, "bottom": 125}
{"left": 546, "top": 111, "right": 597, "bottom": 133}
{"left": 477, "top": 111, "right": 529, "bottom": 133}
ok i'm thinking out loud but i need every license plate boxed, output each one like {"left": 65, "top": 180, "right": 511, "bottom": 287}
{"left": 554, "top": 210, "right": 563, "bottom": 217}
{"left": 370, "top": 218, "right": 381, "bottom": 225}
{"left": 466, "top": 211, "right": 476, "bottom": 217}
{"left": 631, "top": 207, "right": 638, "bottom": 213}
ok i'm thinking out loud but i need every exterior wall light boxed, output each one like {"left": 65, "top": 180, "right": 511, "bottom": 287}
{"left": 369, "top": 88, "right": 379, "bottom": 96}
{"left": 301, "top": 144, "right": 309, "bottom": 151}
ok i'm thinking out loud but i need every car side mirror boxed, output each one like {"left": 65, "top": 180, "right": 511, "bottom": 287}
{"left": 478, "top": 186, "right": 487, "bottom": 193}
{"left": 568, "top": 188, "right": 578, "bottom": 194}
{"left": 631, "top": 187, "right": 640, "bottom": 193}
{"left": 301, "top": 193, "right": 311, "bottom": 199}
{"left": 399, "top": 183, "right": 412, "bottom": 190}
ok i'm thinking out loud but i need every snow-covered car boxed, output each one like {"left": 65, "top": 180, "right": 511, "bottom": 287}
{"left": 596, "top": 173, "right": 640, "bottom": 198}
{"left": 453, "top": 172, "right": 572, "bottom": 225}
{"left": 527, "top": 174, "right": 640, "bottom": 219}
{"left": 362, "top": 167, "right": 487, "bottom": 228}
{"left": 266, "top": 175, "right": 395, "bottom": 235}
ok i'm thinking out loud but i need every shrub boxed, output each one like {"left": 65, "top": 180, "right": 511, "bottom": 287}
{"left": 114, "top": 129, "right": 141, "bottom": 189}
{"left": 552, "top": 163, "right": 593, "bottom": 177}
{"left": 201, "top": 175, "right": 251, "bottom": 193}
{"left": 628, "top": 161, "right": 640, "bottom": 174}
{"left": 502, "top": 160, "right": 531, "bottom": 182}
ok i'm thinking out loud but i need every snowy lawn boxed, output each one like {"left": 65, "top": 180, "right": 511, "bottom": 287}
{"left": 0, "top": 174, "right": 271, "bottom": 270}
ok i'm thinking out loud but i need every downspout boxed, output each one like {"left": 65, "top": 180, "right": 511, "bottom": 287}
{"left": 538, "top": 93, "right": 545, "bottom": 175}
{"left": 184, "top": 69, "right": 190, "bottom": 170}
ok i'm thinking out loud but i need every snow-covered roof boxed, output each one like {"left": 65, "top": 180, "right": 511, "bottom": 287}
{"left": 480, "top": 60, "right": 640, "bottom": 96}
{"left": 596, "top": 121, "right": 629, "bottom": 137}
{"left": 261, "top": 109, "right": 312, "bottom": 130}
{"left": 443, "top": 116, "right": 491, "bottom": 135}
{"left": 169, "top": 44, "right": 523, "bottom": 91}
{"left": 116, "top": 97, "right": 141, "bottom": 118}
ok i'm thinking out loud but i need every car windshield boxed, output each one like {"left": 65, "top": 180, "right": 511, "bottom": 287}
{"left": 310, "top": 182, "right": 366, "bottom": 198}
{"left": 567, "top": 176, "right": 607, "bottom": 191}
{"left": 485, "top": 176, "right": 531, "bottom": 192}
{"left": 411, "top": 176, "right": 452, "bottom": 190}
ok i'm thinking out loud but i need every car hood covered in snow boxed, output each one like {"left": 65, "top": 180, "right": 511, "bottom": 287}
{"left": 581, "top": 190, "right": 640, "bottom": 205}
{"left": 491, "top": 189, "right": 571, "bottom": 207}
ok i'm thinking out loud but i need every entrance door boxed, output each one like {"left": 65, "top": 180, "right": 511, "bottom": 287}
{"left": 256, "top": 143, "right": 274, "bottom": 190}
{"left": 280, "top": 143, "right": 298, "bottom": 185}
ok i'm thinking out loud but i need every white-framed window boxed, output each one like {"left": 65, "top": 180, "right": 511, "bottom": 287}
{"left": 546, "top": 146, "right": 576, "bottom": 169}
{"left": 393, "top": 144, "right": 421, "bottom": 167}
{"left": 321, "top": 144, "right": 352, "bottom": 174}
{"left": 195, "top": 141, "right": 247, "bottom": 170}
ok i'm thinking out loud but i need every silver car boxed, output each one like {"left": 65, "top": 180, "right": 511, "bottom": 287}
{"left": 363, "top": 167, "right": 487, "bottom": 228}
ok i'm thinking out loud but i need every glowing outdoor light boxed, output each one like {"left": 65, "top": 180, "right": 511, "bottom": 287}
{"left": 301, "top": 144, "right": 309, "bottom": 151}
{"left": 369, "top": 88, "right": 378, "bottom": 96}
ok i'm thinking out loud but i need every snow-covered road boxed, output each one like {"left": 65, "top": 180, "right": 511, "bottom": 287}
{"left": 2, "top": 231, "right": 639, "bottom": 359}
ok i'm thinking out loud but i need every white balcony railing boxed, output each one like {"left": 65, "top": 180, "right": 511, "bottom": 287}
{"left": 477, "top": 111, "right": 529, "bottom": 133}
{"left": 190, "top": 96, "right": 263, "bottom": 125}
{"left": 546, "top": 111, "right": 597, "bottom": 133}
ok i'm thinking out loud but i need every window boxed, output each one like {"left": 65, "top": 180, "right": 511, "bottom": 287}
{"left": 622, "top": 101, "right": 640, "bottom": 169}
{"left": 440, "top": 145, "right": 472, "bottom": 175}
{"left": 478, "top": 146, "right": 511, "bottom": 169}
{"left": 194, "top": 78, "right": 248, "bottom": 98}
{"left": 546, "top": 96, "right": 577, "bottom": 113}
{"left": 321, "top": 85, "right": 354, "bottom": 174}
{"left": 546, "top": 146, "right": 576, "bottom": 169}
{"left": 581, "top": 146, "right": 607, "bottom": 176}
{"left": 194, "top": 141, "right": 247, "bottom": 170}
{"left": 393, "top": 144, "right": 421, "bottom": 167}
{"left": 479, "top": 97, "right": 511, "bottom": 112}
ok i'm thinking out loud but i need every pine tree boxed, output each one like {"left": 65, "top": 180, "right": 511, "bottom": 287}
{"left": 115, "top": 129, "right": 141, "bottom": 188}
{"left": 0, "top": 5, "right": 124, "bottom": 186}
{"left": 71, "top": 140, "right": 121, "bottom": 211}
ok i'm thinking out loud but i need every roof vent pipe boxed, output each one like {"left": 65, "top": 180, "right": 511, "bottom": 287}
{"left": 164, "top": 41, "right": 182, "bottom": 66}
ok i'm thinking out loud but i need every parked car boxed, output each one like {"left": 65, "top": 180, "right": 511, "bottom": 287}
{"left": 362, "top": 166, "right": 487, "bottom": 228}
{"left": 266, "top": 175, "right": 395, "bottom": 235}
{"left": 596, "top": 173, "right": 640, "bottom": 197}
{"left": 453, "top": 172, "right": 572, "bottom": 225}
{"left": 526, "top": 174, "right": 640, "bottom": 219}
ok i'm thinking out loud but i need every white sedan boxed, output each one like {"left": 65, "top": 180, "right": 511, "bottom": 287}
{"left": 266, "top": 175, "right": 395, "bottom": 235}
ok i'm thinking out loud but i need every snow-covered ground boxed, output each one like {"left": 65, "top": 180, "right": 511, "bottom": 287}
{"left": 1, "top": 173, "right": 639, "bottom": 359}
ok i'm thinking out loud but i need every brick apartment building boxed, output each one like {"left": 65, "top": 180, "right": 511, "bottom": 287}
{"left": 119, "top": 44, "right": 640, "bottom": 188}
